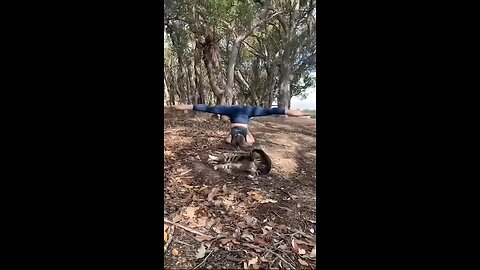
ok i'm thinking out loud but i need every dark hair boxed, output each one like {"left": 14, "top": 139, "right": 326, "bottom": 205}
{"left": 231, "top": 134, "right": 248, "bottom": 147}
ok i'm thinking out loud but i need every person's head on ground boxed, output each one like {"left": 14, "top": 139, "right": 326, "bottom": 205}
{"left": 231, "top": 134, "right": 249, "bottom": 148}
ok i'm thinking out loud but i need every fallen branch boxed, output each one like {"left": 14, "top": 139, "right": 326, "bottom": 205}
{"left": 266, "top": 249, "right": 296, "bottom": 269}
{"left": 173, "top": 239, "right": 194, "bottom": 247}
{"left": 241, "top": 242, "right": 297, "bottom": 269}
{"left": 270, "top": 246, "right": 297, "bottom": 267}
{"left": 277, "top": 187, "right": 295, "bottom": 200}
{"left": 164, "top": 218, "right": 214, "bottom": 238}
{"left": 193, "top": 250, "right": 214, "bottom": 270}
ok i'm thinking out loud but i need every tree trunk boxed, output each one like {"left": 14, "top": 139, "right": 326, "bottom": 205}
{"left": 202, "top": 32, "right": 227, "bottom": 104}
{"left": 266, "top": 64, "right": 277, "bottom": 108}
{"left": 223, "top": 11, "right": 284, "bottom": 106}
{"left": 278, "top": 63, "right": 291, "bottom": 109}
{"left": 177, "top": 60, "right": 187, "bottom": 104}
{"left": 168, "top": 68, "right": 177, "bottom": 105}
{"left": 194, "top": 44, "right": 205, "bottom": 104}
{"left": 225, "top": 39, "right": 241, "bottom": 105}
{"left": 187, "top": 58, "right": 197, "bottom": 104}
{"left": 164, "top": 67, "right": 170, "bottom": 106}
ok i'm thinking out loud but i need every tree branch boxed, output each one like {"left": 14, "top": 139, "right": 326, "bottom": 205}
{"left": 234, "top": 70, "right": 252, "bottom": 92}
{"left": 237, "top": 12, "right": 286, "bottom": 43}
{"left": 236, "top": 69, "right": 260, "bottom": 104}
{"left": 244, "top": 41, "right": 265, "bottom": 60}
{"left": 293, "top": 52, "right": 316, "bottom": 76}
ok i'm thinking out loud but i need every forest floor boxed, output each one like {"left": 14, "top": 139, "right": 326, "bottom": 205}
{"left": 164, "top": 108, "right": 317, "bottom": 269}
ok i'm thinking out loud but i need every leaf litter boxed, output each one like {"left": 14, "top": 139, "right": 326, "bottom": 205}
{"left": 164, "top": 112, "right": 317, "bottom": 269}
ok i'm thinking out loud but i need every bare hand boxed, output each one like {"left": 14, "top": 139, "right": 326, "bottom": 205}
{"left": 286, "top": 108, "right": 304, "bottom": 116}
{"left": 173, "top": 104, "right": 193, "bottom": 110}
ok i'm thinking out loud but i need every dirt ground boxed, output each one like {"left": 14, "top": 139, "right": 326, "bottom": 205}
{"left": 164, "top": 108, "right": 317, "bottom": 269}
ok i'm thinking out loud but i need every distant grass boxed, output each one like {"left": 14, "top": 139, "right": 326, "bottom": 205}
{"left": 302, "top": 109, "right": 316, "bottom": 118}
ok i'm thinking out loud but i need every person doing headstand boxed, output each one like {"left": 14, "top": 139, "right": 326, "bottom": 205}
{"left": 172, "top": 104, "right": 304, "bottom": 146}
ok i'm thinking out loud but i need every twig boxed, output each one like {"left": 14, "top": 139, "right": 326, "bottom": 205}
{"left": 164, "top": 225, "right": 175, "bottom": 253}
{"left": 173, "top": 238, "right": 193, "bottom": 247}
{"left": 269, "top": 257, "right": 278, "bottom": 269}
{"left": 240, "top": 241, "right": 296, "bottom": 269}
{"left": 193, "top": 250, "right": 214, "bottom": 270}
{"left": 265, "top": 249, "right": 295, "bottom": 269}
{"left": 277, "top": 187, "right": 295, "bottom": 200}
{"left": 278, "top": 206, "right": 293, "bottom": 212}
{"left": 270, "top": 246, "right": 296, "bottom": 267}
{"left": 282, "top": 230, "right": 315, "bottom": 241}
{"left": 164, "top": 218, "right": 214, "bottom": 238}
{"left": 270, "top": 211, "right": 283, "bottom": 219}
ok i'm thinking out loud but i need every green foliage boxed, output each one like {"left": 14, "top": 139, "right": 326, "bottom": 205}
{"left": 291, "top": 73, "right": 316, "bottom": 99}
{"left": 164, "top": 0, "right": 316, "bottom": 106}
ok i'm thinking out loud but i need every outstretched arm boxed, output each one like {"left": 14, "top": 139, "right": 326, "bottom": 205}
{"left": 173, "top": 104, "right": 235, "bottom": 116}
{"left": 173, "top": 104, "right": 194, "bottom": 110}
{"left": 285, "top": 108, "right": 304, "bottom": 116}
{"left": 247, "top": 107, "right": 304, "bottom": 117}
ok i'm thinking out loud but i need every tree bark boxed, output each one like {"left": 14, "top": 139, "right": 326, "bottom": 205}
{"left": 201, "top": 31, "right": 227, "bottom": 104}
{"left": 223, "top": 11, "right": 284, "bottom": 106}
{"left": 265, "top": 63, "right": 278, "bottom": 108}
{"left": 194, "top": 43, "right": 205, "bottom": 104}
{"left": 187, "top": 57, "right": 197, "bottom": 104}
{"left": 164, "top": 67, "right": 170, "bottom": 106}
{"left": 278, "top": 63, "right": 292, "bottom": 109}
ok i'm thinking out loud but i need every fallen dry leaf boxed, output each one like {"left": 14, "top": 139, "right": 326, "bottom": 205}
{"left": 309, "top": 246, "right": 316, "bottom": 259}
{"left": 205, "top": 218, "right": 217, "bottom": 229}
{"left": 183, "top": 207, "right": 199, "bottom": 218}
{"left": 260, "top": 199, "right": 277, "bottom": 204}
{"left": 248, "top": 191, "right": 264, "bottom": 201}
{"left": 245, "top": 216, "right": 259, "bottom": 227}
{"left": 213, "top": 225, "right": 223, "bottom": 234}
{"left": 295, "top": 239, "right": 314, "bottom": 246}
{"left": 298, "top": 248, "right": 306, "bottom": 255}
{"left": 242, "top": 243, "right": 263, "bottom": 252}
{"left": 237, "top": 222, "right": 247, "bottom": 228}
{"left": 291, "top": 238, "right": 299, "bottom": 254}
{"left": 254, "top": 237, "right": 267, "bottom": 246}
{"left": 208, "top": 187, "right": 219, "bottom": 202}
{"left": 233, "top": 228, "right": 241, "bottom": 238}
{"left": 298, "top": 258, "right": 309, "bottom": 266}
{"left": 277, "top": 224, "right": 289, "bottom": 232}
{"left": 195, "top": 244, "right": 206, "bottom": 259}
{"left": 171, "top": 248, "right": 179, "bottom": 256}
{"left": 248, "top": 257, "right": 258, "bottom": 266}
{"left": 164, "top": 225, "right": 169, "bottom": 243}
{"left": 172, "top": 214, "right": 183, "bottom": 223}
{"left": 194, "top": 235, "right": 215, "bottom": 242}
{"left": 248, "top": 256, "right": 260, "bottom": 269}
{"left": 193, "top": 216, "right": 207, "bottom": 228}
{"left": 259, "top": 256, "right": 269, "bottom": 263}
{"left": 241, "top": 231, "right": 254, "bottom": 242}
{"left": 222, "top": 198, "right": 234, "bottom": 209}
{"left": 220, "top": 238, "right": 234, "bottom": 245}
